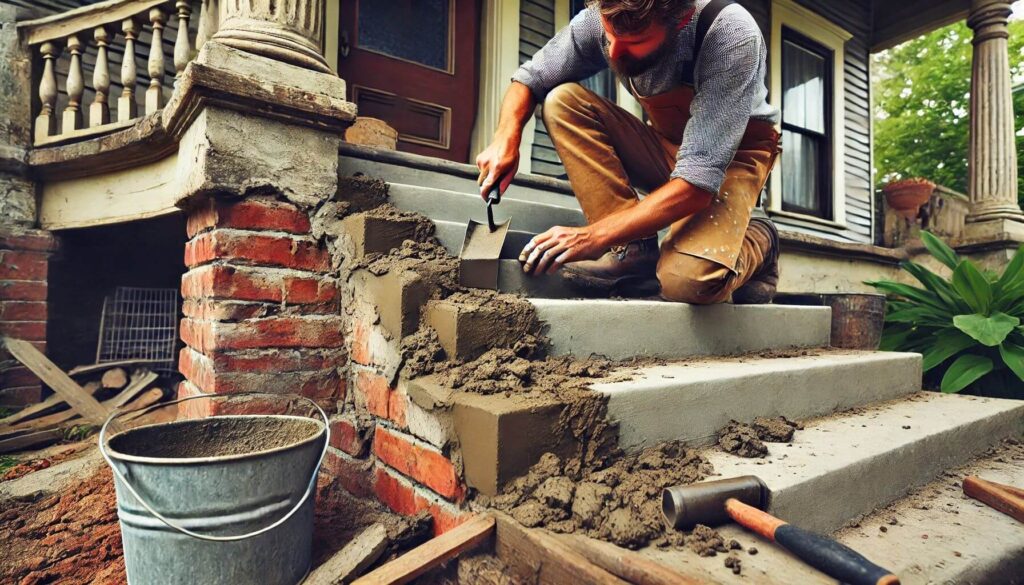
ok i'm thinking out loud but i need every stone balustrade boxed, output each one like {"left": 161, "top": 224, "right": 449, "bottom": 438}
{"left": 19, "top": 0, "right": 219, "bottom": 147}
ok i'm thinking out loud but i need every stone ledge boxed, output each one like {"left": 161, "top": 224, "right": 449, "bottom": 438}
{"left": 780, "top": 230, "right": 907, "bottom": 264}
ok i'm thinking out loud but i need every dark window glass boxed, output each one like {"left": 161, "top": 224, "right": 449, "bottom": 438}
{"left": 780, "top": 28, "right": 832, "bottom": 218}
{"left": 358, "top": 0, "right": 450, "bottom": 71}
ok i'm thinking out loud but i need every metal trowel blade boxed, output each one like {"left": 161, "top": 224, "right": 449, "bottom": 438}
{"left": 459, "top": 218, "right": 511, "bottom": 289}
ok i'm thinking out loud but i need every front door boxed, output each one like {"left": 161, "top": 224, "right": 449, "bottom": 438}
{"left": 337, "top": 0, "right": 480, "bottom": 163}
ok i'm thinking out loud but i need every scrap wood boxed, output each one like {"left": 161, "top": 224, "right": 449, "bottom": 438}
{"left": 2, "top": 338, "right": 123, "bottom": 434}
{"left": 964, "top": 475, "right": 1024, "bottom": 524}
{"left": 100, "top": 367, "right": 128, "bottom": 389}
{"left": 352, "top": 515, "right": 495, "bottom": 585}
{"left": 3, "top": 371, "right": 157, "bottom": 434}
{"left": 304, "top": 523, "right": 389, "bottom": 585}
{"left": 493, "top": 512, "right": 629, "bottom": 585}
{"left": 0, "top": 382, "right": 102, "bottom": 429}
{"left": 0, "top": 388, "right": 162, "bottom": 454}
{"left": 556, "top": 533, "right": 706, "bottom": 585}
{"left": 68, "top": 359, "right": 150, "bottom": 377}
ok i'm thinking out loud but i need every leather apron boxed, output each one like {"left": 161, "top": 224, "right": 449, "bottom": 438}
{"left": 626, "top": 0, "right": 780, "bottom": 272}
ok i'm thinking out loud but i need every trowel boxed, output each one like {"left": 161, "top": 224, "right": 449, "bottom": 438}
{"left": 459, "top": 182, "right": 510, "bottom": 290}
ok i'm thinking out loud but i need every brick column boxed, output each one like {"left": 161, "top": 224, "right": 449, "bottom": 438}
{"left": 177, "top": 195, "right": 345, "bottom": 414}
{"left": 0, "top": 228, "right": 58, "bottom": 405}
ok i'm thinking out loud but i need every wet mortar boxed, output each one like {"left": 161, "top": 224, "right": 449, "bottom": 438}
{"left": 106, "top": 416, "right": 321, "bottom": 459}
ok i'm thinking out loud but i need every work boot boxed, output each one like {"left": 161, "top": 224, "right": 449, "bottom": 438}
{"left": 732, "top": 217, "right": 780, "bottom": 304}
{"left": 562, "top": 236, "right": 659, "bottom": 295}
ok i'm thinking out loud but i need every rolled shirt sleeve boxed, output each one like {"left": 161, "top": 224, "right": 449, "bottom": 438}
{"left": 511, "top": 9, "right": 608, "bottom": 100}
{"left": 672, "top": 24, "right": 767, "bottom": 195}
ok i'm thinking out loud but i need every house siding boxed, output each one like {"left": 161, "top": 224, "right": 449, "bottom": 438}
{"left": 519, "top": 0, "right": 568, "bottom": 178}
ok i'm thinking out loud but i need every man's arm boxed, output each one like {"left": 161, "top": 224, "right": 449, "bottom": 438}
{"left": 475, "top": 82, "right": 537, "bottom": 199}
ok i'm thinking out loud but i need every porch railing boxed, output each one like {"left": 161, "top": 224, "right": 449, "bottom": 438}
{"left": 20, "top": 0, "right": 219, "bottom": 147}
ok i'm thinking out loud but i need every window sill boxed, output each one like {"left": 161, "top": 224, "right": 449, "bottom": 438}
{"left": 769, "top": 208, "right": 848, "bottom": 231}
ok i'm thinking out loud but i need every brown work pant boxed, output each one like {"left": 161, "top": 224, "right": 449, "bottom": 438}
{"left": 542, "top": 83, "right": 780, "bottom": 304}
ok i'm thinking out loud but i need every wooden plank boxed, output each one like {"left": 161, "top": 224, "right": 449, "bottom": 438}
{"left": 69, "top": 359, "right": 151, "bottom": 377}
{"left": 305, "top": 524, "right": 389, "bottom": 585}
{"left": 352, "top": 515, "right": 495, "bottom": 585}
{"left": 556, "top": 533, "right": 705, "bottom": 585}
{"left": 20, "top": 0, "right": 170, "bottom": 45}
{"left": 7, "top": 371, "right": 156, "bottom": 433}
{"left": 0, "top": 381, "right": 99, "bottom": 427}
{"left": 493, "top": 513, "right": 629, "bottom": 585}
{"left": 2, "top": 337, "right": 123, "bottom": 434}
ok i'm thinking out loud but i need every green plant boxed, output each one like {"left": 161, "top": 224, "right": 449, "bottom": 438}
{"left": 866, "top": 231, "right": 1024, "bottom": 397}
{"left": 0, "top": 455, "right": 17, "bottom": 475}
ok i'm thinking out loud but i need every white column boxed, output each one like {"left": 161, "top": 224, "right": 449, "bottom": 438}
{"left": 965, "top": 0, "right": 1022, "bottom": 225}
{"left": 212, "top": 0, "right": 331, "bottom": 73}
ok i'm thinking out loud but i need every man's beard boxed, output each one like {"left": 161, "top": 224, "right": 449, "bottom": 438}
{"left": 603, "top": 33, "right": 677, "bottom": 78}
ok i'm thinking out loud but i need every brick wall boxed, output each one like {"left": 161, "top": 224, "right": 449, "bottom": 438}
{"left": 0, "top": 227, "right": 57, "bottom": 406}
{"left": 178, "top": 195, "right": 346, "bottom": 416}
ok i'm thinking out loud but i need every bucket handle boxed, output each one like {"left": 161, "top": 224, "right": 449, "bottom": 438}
{"left": 98, "top": 391, "right": 331, "bottom": 543}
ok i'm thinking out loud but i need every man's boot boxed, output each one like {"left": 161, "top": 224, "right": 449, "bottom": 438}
{"left": 562, "top": 236, "right": 659, "bottom": 295}
{"left": 732, "top": 217, "right": 780, "bottom": 304}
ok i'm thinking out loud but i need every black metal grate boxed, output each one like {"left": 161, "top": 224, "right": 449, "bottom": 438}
{"left": 96, "top": 287, "right": 179, "bottom": 376}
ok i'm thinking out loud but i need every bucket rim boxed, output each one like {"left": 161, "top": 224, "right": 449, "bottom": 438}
{"left": 103, "top": 414, "right": 327, "bottom": 466}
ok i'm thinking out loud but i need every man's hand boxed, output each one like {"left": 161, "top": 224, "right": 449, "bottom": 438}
{"left": 475, "top": 135, "right": 519, "bottom": 200}
{"left": 520, "top": 225, "right": 608, "bottom": 275}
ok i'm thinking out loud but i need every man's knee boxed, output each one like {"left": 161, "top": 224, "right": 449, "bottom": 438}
{"left": 656, "top": 253, "right": 732, "bottom": 304}
{"left": 542, "top": 83, "right": 590, "bottom": 124}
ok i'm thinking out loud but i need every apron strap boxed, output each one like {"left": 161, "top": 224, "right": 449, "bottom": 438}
{"left": 682, "top": 0, "right": 736, "bottom": 85}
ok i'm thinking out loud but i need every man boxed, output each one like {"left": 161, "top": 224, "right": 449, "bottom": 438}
{"left": 475, "top": 0, "right": 782, "bottom": 304}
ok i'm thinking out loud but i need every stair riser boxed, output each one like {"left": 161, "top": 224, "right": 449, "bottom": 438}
{"left": 531, "top": 300, "right": 833, "bottom": 359}
{"left": 593, "top": 353, "right": 923, "bottom": 452}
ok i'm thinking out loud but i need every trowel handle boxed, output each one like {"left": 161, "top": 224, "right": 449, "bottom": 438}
{"left": 725, "top": 499, "right": 900, "bottom": 585}
{"left": 487, "top": 183, "right": 502, "bottom": 205}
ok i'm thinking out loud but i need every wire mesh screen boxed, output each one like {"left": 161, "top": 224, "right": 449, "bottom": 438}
{"left": 96, "top": 287, "right": 179, "bottom": 376}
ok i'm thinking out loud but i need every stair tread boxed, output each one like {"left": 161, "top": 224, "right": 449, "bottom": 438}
{"left": 701, "top": 391, "right": 1024, "bottom": 533}
{"left": 641, "top": 436, "right": 1024, "bottom": 584}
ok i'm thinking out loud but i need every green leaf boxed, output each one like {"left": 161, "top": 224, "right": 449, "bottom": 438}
{"left": 951, "top": 261, "right": 993, "bottom": 314}
{"left": 994, "top": 246, "right": 1024, "bottom": 294}
{"left": 940, "top": 354, "right": 993, "bottom": 393}
{"left": 998, "top": 342, "right": 1024, "bottom": 383}
{"left": 900, "top": 261, "right": 964, "bottom": 312}
{"left": 953, "top": 312, "right": 1021, "bottom": 346}
{"left": 920, "top": 231, "right": 961, "bottom": 271}
{"left": 921, "top": 330, "right": 975, "bottom": 372}
{"left": 868, "top": 280, "right": 947, "bottom": 312}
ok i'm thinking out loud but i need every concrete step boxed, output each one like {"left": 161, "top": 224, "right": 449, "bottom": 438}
{"left": 530, "top": 298, "right": 833, "bottom": 360}
{"left": 590, "top": 350, "right": 923, "bottom": 452}
{"left": 701, "top": 391, "right": 1024, "bottom": 535}
{"left": 640, "top": 436, "right": 1024, "bottom": 584}
{"left": 386, "top": 183, "right": 585, "bottom": 236}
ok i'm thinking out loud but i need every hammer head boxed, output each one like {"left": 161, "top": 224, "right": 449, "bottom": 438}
{"left": 662, "top": 476, "right": 768, "bottom": 530}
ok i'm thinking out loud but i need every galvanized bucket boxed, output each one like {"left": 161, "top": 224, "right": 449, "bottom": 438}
{"left": 99, "top": 393, "right": 330, "bottom": 585}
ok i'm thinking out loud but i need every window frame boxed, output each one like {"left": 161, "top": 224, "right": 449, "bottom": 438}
{"left": 779, "top": 27, "right": 834, "bottom": 219}
{"left": 768, "top": 0, "right": 852, "bottom": 228}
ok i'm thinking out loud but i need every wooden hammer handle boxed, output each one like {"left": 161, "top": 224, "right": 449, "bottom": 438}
{"left": 963, "top": 476, "right": 1024, "bottom": 524}
{"left": 725, "top": 499, "right": 899, "bottom": 585}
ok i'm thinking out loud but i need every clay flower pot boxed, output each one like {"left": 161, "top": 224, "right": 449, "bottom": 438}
{"left": 883, "top": 178, "right": 936, "bottom": 219}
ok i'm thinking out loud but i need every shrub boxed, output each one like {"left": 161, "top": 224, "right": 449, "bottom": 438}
{"left": 866, "top": 231, "right": 1024, "bottom": 398}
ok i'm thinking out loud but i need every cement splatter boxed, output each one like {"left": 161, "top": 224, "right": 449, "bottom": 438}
{"left": 718, "top": 416, "right": 802, "bottom": 458}
{"left": 480, "top": 442, "right": 714, "bottom": 549}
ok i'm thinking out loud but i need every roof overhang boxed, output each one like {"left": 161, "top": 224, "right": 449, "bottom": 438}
{"left": 871, "top": 0, "right": 972, "bottom": 53}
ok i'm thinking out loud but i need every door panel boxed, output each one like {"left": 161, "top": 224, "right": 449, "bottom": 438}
{"left": 338, "top": 0, "right": 480, "bottom": 162}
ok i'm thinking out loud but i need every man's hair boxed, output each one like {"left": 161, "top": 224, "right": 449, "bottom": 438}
{"left": 586, "top": 0, "right": 697, "bottom": 34}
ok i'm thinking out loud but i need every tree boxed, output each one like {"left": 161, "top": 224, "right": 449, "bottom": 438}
{"left": 873, "top": 20, "right": 1024, "bottom": 207}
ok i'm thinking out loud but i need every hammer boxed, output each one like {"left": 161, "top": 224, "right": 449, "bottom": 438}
{"left": 663, "top": 476, "right": 899, "bottom": 585}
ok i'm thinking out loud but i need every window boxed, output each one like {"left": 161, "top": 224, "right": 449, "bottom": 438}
{"left": 780, "top": 29, "right": 832, "bottom": 218}
{"left": 768, "top": 0, "right": 851, "bottom": 226}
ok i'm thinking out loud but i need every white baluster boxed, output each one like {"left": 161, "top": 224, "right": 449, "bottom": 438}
{"left": 62, "top": 33, "right": 84, "bottom": 133}
{"left": 90, "top": 25, "right": 113, "bottom": 127}
{"left": 34, "top": 41, "right": 61, "bottom": 142}
{"left": 195, "top": 0, "right": 219, "bottom": 52}
{"left": 146, "top": 7, "right": 167, "bottom": 113}
{"left": 174, "top": 0, "right": 192, "bottom": 82}
{"left": 119, "top": 17, "right": 140, "bottom": 122}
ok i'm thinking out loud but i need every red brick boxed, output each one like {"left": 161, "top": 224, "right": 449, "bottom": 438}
{"left": 180, "top": 315, "right": 344, "bottom": 352}
{"left": 185, "top": 230, "right": 330, "bottom": 272}
{"left": 388, "top": 385, "right": 408, "bottom": 428}
{"left": 373, "top": 426, "right": 464, "bottom": 501}
{"left": 0, "top": 301, "right": 46, "bottom": 321}
{"left": 0, "top": 251, "right": 48, "bottom": 281}
{"left": 187, "top": 197, "right": 311, "bottom": 238}
{"left": 176, "top": 379, "right": 321, "bottom": 417}
{"left": 351, "top": 321, "right": 372, "bottom": 366}
{"left": 179, "top": 347, "right": 343, "bottom": 399}
{"left": 373, "top": 466, "right": 470, "bottom": 536}
{"left": 181, "top": 265, "right": 338, "bottom": 305}
{"left": 206, "top": 348, "right": 346, "bottom": 373}
{"left": 329, "top": 415, "right": 370, "bottom": 457}
{"left": 0, "top": 281, "right": 47, "bottom": 302}
{"left": 353, "top": 369, "right": 390, "bottom": 419}
{"left": 0, "top": 321, "right": 46, "bottom": 341}
{"left": 183, "top": 299, "right": 271, "bottom": 321}
{"left": 324, "top": 449, "right": 374, "bottom": 498}
{"left": 0, "top": 230, "right": 58, "bottom": 253}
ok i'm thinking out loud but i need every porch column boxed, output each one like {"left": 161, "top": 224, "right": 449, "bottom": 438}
{"left": 965, "top": 0, "right": 1022, "bottom": 228}
{"left": 211, "top": 0, "right": 332, "bottom": 73}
